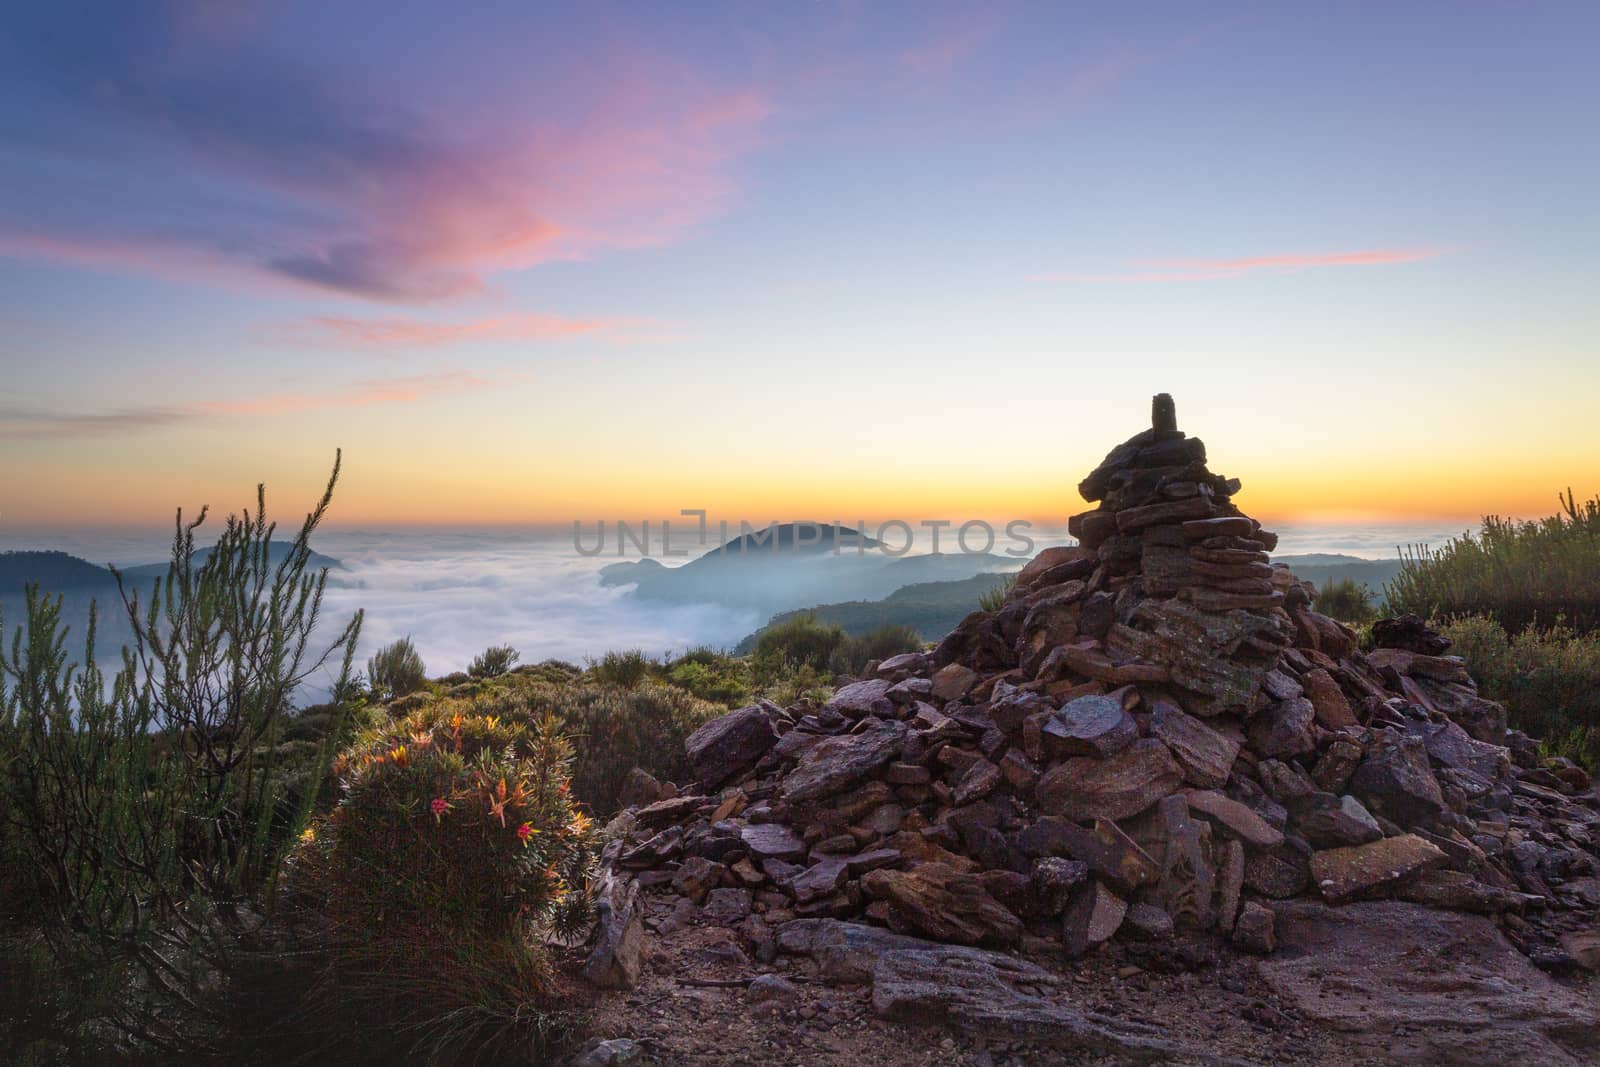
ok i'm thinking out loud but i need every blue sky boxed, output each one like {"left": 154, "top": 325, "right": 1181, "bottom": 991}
{"left": 2, "top": 1, "right": 1596, "bottom": 528}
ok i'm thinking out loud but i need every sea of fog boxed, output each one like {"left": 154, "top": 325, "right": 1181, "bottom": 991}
{"left": 4, "top": 521, "right": 1474, "bottom": 689}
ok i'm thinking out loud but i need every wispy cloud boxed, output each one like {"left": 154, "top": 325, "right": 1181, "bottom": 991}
{"left": 900, "top": 24, "right": 995, "bottom": 75}
{"left": 197, "top": 372, "right": 494, "bottom": 416}
{"left": 1031, "top": 247, "right": 1448, "bottom": 284}
{"left": 0, "top": 373, "right": 497, "bottom": 439}
{"left": 0, "top": 406, "right": 187, "bottom": 440}
{"left": 297, "top": 313, "right": 621, "bottom": 349}
{"left": 0, "top": 9, "right": 770, "bottom": 304}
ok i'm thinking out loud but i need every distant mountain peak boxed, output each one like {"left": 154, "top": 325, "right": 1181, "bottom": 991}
{"left": 711, "top": 522, "right": 884, "bottom": 556}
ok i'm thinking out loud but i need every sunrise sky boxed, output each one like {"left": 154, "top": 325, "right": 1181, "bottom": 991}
{"left": 3, "top": 1, "right": 1597, "bottom": 532}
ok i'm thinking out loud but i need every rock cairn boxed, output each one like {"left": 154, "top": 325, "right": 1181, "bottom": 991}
{"left": 584, "top": 397, "right": 1600, "bottom": 987}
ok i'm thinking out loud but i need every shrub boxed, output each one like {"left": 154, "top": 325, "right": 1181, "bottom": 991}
{"left": 1314, "top": 578, "right": 1378, "bottom": 624}
{"left": 978, "top": 573, "right": 1018, "bottom": 613}
{"left": 297, "top": 707, "right": 596, "bottom": 1059}
{"left": 666, "top": 646, "right": 751, "bottom": 706}
{"left": 0, "top": 458, "right": 361, "bottom": 1053}
{"left": 1386, "top": 490, "right": 1600, "bottom": 634}
{"left": 368, "top": 636, "right": 427, "bottom": 699}
{"left": 761, "top": 662, "right": 834, "bottom": 707}
{"left": 1438, "top": 614, "right": 1600, "bottom": 767}
{"left": 469, "top": 644, "right": 521, "bottom": 679}
{"left": 588, "top": 648, "right": 656, "bottom": 689}
{"left": 519, "top": 681, "right": 722, "bottom": 814}
{"left": 833, "top": 623, "right": 924, "bottom": 675}
{"left": 752, "top": 613, "right": 845, "bottom": 680}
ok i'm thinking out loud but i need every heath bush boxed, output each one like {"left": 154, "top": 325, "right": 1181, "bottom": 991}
{"left": 1387, "top": 490, "right": 1600, "bottom": 634}
{"left": 469, "top": 644, "right": 521, "bottom": 679}
{"left": 298, "top": 707, "right": 596, "bottom": 1058}
{"left": 1315, "top": 578, "right": 1378, "bottom": 625}
{"left": 588, "top": 648, "right": 657, "bottom": 689}
{"left": 1439, "top": 613, "right": 1600, "bottom": 767}
{"left": 367, "top": 636, "right": 427, "bottom": 699}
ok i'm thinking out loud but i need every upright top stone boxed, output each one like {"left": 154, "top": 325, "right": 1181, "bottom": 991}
{"left": 1152, "top": 393, "right": 1177, "bottom": 436}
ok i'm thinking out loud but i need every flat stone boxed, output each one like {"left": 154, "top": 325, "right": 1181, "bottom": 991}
{"left": 885, "top": 761, "right": 932, "bottom": 785}
{"left": 1016, "top": 815, "right": 1160, "bottom": 893}
{"left": 1264, "top": 900, "right": 1600, "bottom": 1065}
{"left": 1248, "top": 697, "right": 1316, "bottom": 759}
{"left": 1301, "top": 668, "right": 1357, "bottom": 728}
{"left": 1182, "top": 516, "right": 1255, "bottom": 540}
{"left": 580, "top": 871, "right": 644, "bottom": 990}
{"left": 1296, "top": 793, "right": 1383, "bottom": 848}
{"left": 1398, "top": 869, "right": 1543, "bottom": 914}
{"left": 864, "top": 935, "right": 1196, "bottom": 1059}
{"left": 1036, "top": 739, "right": 1183, "bottom": 822}
{"left": 1042, "top": 695, "right": 1138, "bottom": 758}
{"left": 931, "top": 663, "right": 980, "bottom": 702}
{"left": 685, "top": 706, "right": 778, "bottom": 788}
{"left": 861, "top": 862, "right": 1023, "bottom": 945}
{"left": 1182, "top": 789, "right": 1285, "bottom": 848}
{"left": 1156, "top": 795, "right": 1216, "bottom": 930}
{"left": 1309, "top": 833, "right": 1447, "bottom": 904}
{"left": 1231, "top": 901, "right": 1275, "bottom": 953}
{"left": 632, "top": 795, "right": 709, "bottom": 830}
{"left": 788, "top": 857, "right": 850, "bottom": 904}
{"left": 954, "top": 758, "right": 1002, "bottom": 806}
{"left": 703, "top": 886, "right": 753, "bottom": 924}
{"left": 842, "top": 848, "right": 902, "bottom": 877}
{"left": 1243, "top": 849, "right": 1310, "bottom": 899}
{"left": 1217, "top": 839, "right": 1245, "bottom": 934}
{"left": 740, "top": 822, "right": 807, "bottom": 862}
{"left": 672, "top": 856, "right": 726, "bottom": 903}
{"left": 828, "top": 678, "right": 896, "bottom": 717}
{"left": 1123, "top": 902, "right": 1175, "bottom": 940}
{"left": 1150, "top": 700, "right": 1239, "bottom": 788}
{"left": 782, "top": 719, "right": 908, "bottom": 804}
{"left": 1350, "top": 732, "right": 1445, "bottom": 826}
{"left": 1064, "top": 881, "right": 1127, "bottom": 957}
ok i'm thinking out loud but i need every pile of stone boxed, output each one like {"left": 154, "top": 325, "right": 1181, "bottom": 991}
{"left": 583, "top": 396, "right": 1599, "bottom": 989}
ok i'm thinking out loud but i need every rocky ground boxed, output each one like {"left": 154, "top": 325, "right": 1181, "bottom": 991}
{"left": 565, "top": 396, "right": 1600, "bottom": 1066}
{"left": 572, "top": 893, "right": 1596, "bottom": 1066}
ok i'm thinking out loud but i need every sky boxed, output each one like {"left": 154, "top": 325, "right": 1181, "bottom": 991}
{"left": 2, "top": 0, "right": 1597, "bottom": 535}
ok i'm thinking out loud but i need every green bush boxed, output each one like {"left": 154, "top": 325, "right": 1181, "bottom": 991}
{"left": 588, "top": 648, "right": 657, "bottom": 689}
{"left": 0, "top": 458, "right": 361, "bottom": 1054}
{"left": 469, "top": 644, "right": 521, "bottom": 679}
{"left": 298, "top": 706, "right": 596, "bottom": 1059}
{"left": 834, "top": 623, "right": 923, "bottom": 675}
{"left": 666, "top": 646, "right": 751, "bottom": 706}
{"left": 978, "top": 573, "right": 1018, "bottom": 613}
{"left": 1438, "top": 614, "right": 1600, "bottom": 767}
{"left": 368, "top": 636, "right": 427, "bottom": 699}
{"left": 1387, "top": 490, "right": 1600, "bottom": 634}
{"left": 523, "top": 681, "right": 722, "bottom": 814}
{"left": 761, "top": 662, "right": 834, "bottom": 707}
{"left": 1315, "top": 578, "right": 1378, "bottom": 624}
{"left": 752, "top": 613, "right": 846, "bottom": 679}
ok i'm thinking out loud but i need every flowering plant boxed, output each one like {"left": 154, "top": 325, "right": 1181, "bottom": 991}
{"left": 296, "top": 703, "right": 598, "bottom": 1006}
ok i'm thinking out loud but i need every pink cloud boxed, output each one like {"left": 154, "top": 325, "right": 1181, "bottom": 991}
{"left": 0, "top": 35, "right": 772, "bottom": 306}
{"left": 1031, "top": 247, "right": 1449, "bottom": 284}
{"left": 198, "top": 372, "right": 495, "bottom": 416}
{"left": 299, "top": 313, "right": 619, "bottom": 349}
{"left": 0, "top": 372, "right": 499, "bottom": 438}
{"left": 900, "top": 25, "right": 994, "bottom": 75}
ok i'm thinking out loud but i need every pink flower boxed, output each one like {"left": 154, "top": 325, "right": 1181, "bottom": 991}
{"left": 430, "top": 797, "right": 448, "bottom": 817}
{"left": 517, "top": 822, "right": 536, "bottom": 846}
